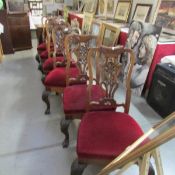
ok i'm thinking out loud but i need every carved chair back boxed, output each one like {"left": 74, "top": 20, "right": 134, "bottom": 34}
{"left": 87, "top": 46, "right": 135, "bottom": 113}
{"left": 64, "top": 34, "right": 98, "bottom": 86}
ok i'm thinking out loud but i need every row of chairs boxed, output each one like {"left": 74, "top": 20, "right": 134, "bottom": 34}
{"left": 35, "top": 16, "right": 175, "bottom": 175}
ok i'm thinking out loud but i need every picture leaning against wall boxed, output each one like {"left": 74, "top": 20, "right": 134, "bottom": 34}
{"left": 121, "top": 21, "right": 162, "bottom": 96}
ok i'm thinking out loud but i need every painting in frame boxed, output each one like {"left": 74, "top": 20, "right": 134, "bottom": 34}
{"left": 83, "top": 0, "right": 98, "bottom": 14}
{"left": 114, "top": 1, "right": 131, "bottom": 22}
{"left": 55, "top": 0, "right": 64, "bottom": 3}
{"left": 155, "top": 0, "right": 175, "bottom": 34}
{"left": 82, "top": 12, "right": 94, "bottom": 34}
{"left": 132, "top": 4, "right": 152, "bottom": 22}
{"left": 99, "top": 23, "right": 120, "bottom": 46}
{"left": 98, "top": 0, "right": 108, "bottom": 17}
{"left": 106, "top": 0, "right": 118, "bottom": 18}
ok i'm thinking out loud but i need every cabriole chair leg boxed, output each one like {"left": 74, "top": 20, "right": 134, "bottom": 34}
{"left": 71, "top": 159, "right": 87, "bottom": 175}
{"left": 60, "top": 118, "right": 71, "bottom": 148}
{"left": 42, "top": 90, "right": 50, "bottom": 115}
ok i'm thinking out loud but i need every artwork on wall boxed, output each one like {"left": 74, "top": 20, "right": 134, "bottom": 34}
{"left": 43, "top": 0, "right": 53, "bottom": 5}
{"left": 114, "top": 1, "right": 131, "bottom": 22}
{"left": 55, "top": 0, "right": 64, "bottom": 3}
{"left": 98, "top": 0, "right": 108, "bottom": 16}
{"left": 83, "top": 0, "right": 98, "bottom": 14}
{"left": 155, "top": 0, "right": 175, "bottom": 33}
{"left": 99, "top": 23, "right": 120, "bottom": 46}
{"left": 121, "top": 21, "right": 162, "bottom": 96}
{"left": 82, "top": 12, "right": 94, "bottom": 34}
{"left": 90, "top": 20, "right": 101, "bottom": 36}
{"left": 132, "top": 4, "right": 152, "bottom": 22}
{"left": 6, "top": 0, "right": 24, "bottom": 13}
{"left": 106, "top": 0, "right": 118, "bottom": 18}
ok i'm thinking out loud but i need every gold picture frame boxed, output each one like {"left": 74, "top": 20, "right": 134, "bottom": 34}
{"left": 132, "top": 4, "right": 152, "bottom": 22}
{"left": 83, "top": 0, "right": 98, "bottom": 14}
{"left": 99, "top": 22, "right": 121, "bottom": 46}
{"left": 98, "top": 0, "right": 108, "bottom": 17}
{"left": 82, "top": 12, "right": 94, "bottom": 34}
{"left": 114, "top": 1, "right": 131, "bottom": 22}
{"left": 106, "top": 0, "right": 118, "bottom": 18}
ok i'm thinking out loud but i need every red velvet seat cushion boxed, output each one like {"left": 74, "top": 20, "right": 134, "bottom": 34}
{"left": 37, "top": 42, "right": 54, "bottom": 51}
{"left": 39, "top": 50, "right": 63, "bottom": 61}
{"left": 42, "top": 56, "right": 65, "bottom": 72}
{"left": 39, "top": 50, "right": 49, "bottom": 61}
{"left": 37, "top": 42, "right": 47, "bottom": 51}
{"left": 77, "top": 111, "right": 145, "bottom": 160}
{"left": 44, "top": 67, "right": 80, "bottom": 87}
{"left": 42, "top": 56, "right": 76, "bottom": 72}
{"left": 63, "top": 85, "right": 116, "bottom": 115}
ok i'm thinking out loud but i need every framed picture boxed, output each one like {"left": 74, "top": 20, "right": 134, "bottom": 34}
{"left": 155, "top": 0, "right": 175, "bottom": 34}
{"left": 55, "top": 0, "right": 64, "bottom": 3}
{"left": 106, "top": 0, "right": 118, "bottom": 18}
{"left": 84, "top": 0, "right": 98, "bottom": 14}
{"left": 90, "top": 20, "right": 102, "bottom": 36}
{"left": 98, "top": 0, "right": 108, "bottom": 16}
{"left": 6, "top": 0, "right": 24, "bottom": 13}
{"left": 132, "top": 4, "right": 152, "bottom": 22}
{"left": 82, "top": 12, "right": 94, "bottom": 34}
{"left": 43, "top": 0, "right": 53, "bottom": 5}
{"left": 99, "top": 22, "right": 121, "bottom": 46}
{"left": 114, "top": 1, "right": 131, "bottom": 22}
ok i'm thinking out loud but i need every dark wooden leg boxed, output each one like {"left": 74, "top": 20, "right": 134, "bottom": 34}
{"left": 71, "top": 159, "right": 87, "bottom": 175}
{"left": 41, "top": 74, "right": 46, "bottom": 84}
{"left": 148, "top": 162, "right": 155, "bottom": 175}
{"left": 60, "top": 118, "right": 71, "bottom": 148}
{"left": 35, "top": 54, "right": 40, "bottom": 63}
{"left": 42, "top": 90, "right": 50, "bottom": 115}
{"left": 38, "top": 63, "right": 43, "bottom": 73}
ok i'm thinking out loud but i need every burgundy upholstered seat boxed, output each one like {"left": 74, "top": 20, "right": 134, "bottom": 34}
{"left": 77, "top": 111, "right": 145, "bottom": 160}
{"left": 42, "top": 56, "right": 76, "bottom": 72}
{"left": 39, "top": 50, "right": 49, "bottom": 61}
{"left": 63, "top": 85, "right": 116, "bottom": 115}
{"left": 37, "top": 42, "right": 54, "bottom": 54}
{"left": 44, "top": 67, "right": 80, "bottom": 87}
{"left": 37, "top": 42, "right": 47, "bottom": 52}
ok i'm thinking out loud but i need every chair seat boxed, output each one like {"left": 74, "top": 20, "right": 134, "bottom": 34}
{"left": 43, "top": 56, "right": 76, "bottom": 72}
{"left": 44, "top": 67, "right": 80, "bottom": 87}
{"left": 39, "top": 50, "right": 49, "bottom": 60}
{"left": 77, "top": 111, "right": 145, "bottom": 160}
{"left": 37, "top": 42, "right": 54, "bottom": 54}
{"left": 63, "top": 85, "right": 116, "bottom": 115}
{"left": 39, "top": 50, "right": 63, "bottom": 61}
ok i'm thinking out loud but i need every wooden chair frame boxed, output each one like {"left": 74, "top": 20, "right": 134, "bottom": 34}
{"left": 0, "top": 37, "right": 3, "bottom": 63}
{"left": 61, "top": 46, "right": 135, "bottom": 148}
{"left": 42, "top": 34, "right": 97, "bottom": 115}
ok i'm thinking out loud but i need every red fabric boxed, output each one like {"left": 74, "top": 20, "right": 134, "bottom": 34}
{"left": 63, "top": 85, "right": 116, "bottom": 115}
{"left": 37, "top": 42, "right": 46, "bottom": 51}
{"left": 42, "top": 56, "right": 65, "bottom": 72}
{"left": 118, "top": 31, "right": 127, "bottom": 46}
{"left": 146, "top": 43, "right": 175, "bottom": 89}
{"left": 44, "top": 67, "right": 80, "bottom": 87}
{"left": 39, "top": 50, "right": 49, "bottom": 60}
{"left": 68, "top": 12, "right": 83, "bottom": 29}
{"left": 77, "top": 111, "right": 145, "bottom": 160}
{"left": 43, "top": 56, "right": 76, "bottom": 72}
